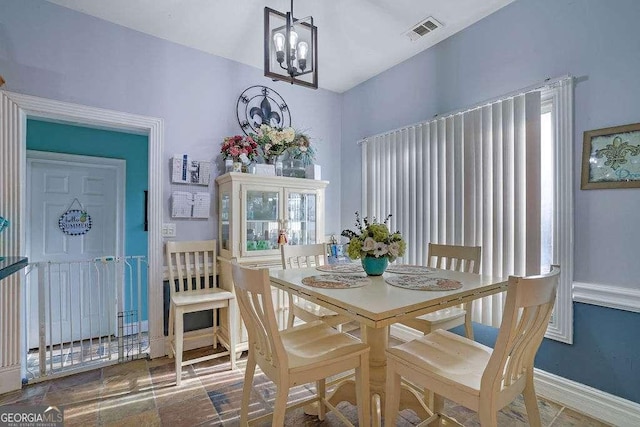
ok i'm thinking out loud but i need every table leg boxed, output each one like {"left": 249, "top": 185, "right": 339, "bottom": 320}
{"left": 362, "top": 325, "right": 388, "bottom": 397}
{"left": 326, "top": 324, "right": 431, "bottom": 424}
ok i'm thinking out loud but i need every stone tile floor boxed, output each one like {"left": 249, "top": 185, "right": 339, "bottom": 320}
{"left": 25, "top": 333, "right": 149, "bottom": 381}
{"left": 0, "top": 346, "right": 611, "bottom": 426}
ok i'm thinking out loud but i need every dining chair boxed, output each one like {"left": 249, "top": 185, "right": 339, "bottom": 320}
{"left": 399, "top": 243, "right": 481, "bottom": 339}
{"left": 385, "top": 265, "right": 560, "bottom": 426}
{"left": 231, "top": 262, "right": 371, "bottom": 426}
{"left": 281, "top": 243, "right": 351, "bottom": 331}
{"left": 166, "top": 240, "right": 236, "bottom": 386}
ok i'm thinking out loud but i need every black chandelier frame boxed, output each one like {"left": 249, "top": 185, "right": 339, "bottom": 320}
{"left": 263, "top": 4, "right": 318, "bottom": 89}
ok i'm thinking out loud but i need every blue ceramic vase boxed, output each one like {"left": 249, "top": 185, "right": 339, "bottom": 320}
{"left": 361, "top": 256, "right": 389, "bottom": 276}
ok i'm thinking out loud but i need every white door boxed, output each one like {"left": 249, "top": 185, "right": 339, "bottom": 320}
{"left": 26, "top": 151, "right": 125, "bottom": 348}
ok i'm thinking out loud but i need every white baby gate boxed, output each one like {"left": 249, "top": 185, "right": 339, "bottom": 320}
{"left": 24, "top": 256, "right": 148, "bottom": 381}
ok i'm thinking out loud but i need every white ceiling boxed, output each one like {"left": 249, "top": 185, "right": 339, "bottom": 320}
{"left": 46, "top": 0, "right": 514, "bottom": 93}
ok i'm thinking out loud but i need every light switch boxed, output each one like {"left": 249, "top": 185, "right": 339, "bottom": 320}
{"left": 162, "top": 223, "right": 176, "bottom": 237}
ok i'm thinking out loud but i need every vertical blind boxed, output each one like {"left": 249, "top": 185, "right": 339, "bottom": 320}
{"left": 362, "top": 92, "right": 542, "bottom": 327}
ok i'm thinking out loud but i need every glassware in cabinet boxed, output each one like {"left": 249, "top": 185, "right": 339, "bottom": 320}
{"left": 286, "top": 191, "right": 317, "bottom": 246}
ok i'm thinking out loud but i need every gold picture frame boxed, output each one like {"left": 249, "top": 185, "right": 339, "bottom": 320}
{"left": 581, "top": 123, "right": 640, "bottom": 189}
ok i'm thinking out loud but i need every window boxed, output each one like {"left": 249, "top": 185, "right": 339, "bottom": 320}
{"left": 540, "top": 105, "right": 554, "bottom": 272}
{"left": 361, "top": 77, "right": 573, "bottom": 343}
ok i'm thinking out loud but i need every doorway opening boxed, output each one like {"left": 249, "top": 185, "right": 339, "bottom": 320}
{"left": 0, "top": 90, "right": 164, "bottom": 391}
{"left": 24, "top": 136, "right": 149, "bottom": 379}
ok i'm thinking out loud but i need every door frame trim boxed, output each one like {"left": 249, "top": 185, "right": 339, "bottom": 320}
{"left": 1, "top": 90, "right": 165, "bottom": 359}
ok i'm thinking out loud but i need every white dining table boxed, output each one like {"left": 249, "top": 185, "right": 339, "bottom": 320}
{"left": 269, "top": 266, "right": 508, "bottom": 426}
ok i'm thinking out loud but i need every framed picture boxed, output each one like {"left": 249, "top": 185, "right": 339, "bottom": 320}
{"left": 581, "top": 123, "right": 640, "bottom": 189}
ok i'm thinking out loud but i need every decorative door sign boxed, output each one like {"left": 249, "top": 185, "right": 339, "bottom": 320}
{"left": 58, "top": 198, "right": 92, "bottom": 235}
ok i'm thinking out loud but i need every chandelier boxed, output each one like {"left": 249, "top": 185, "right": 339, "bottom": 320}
{"left": 264, "top": 0, "right": 318, "bottom": 89}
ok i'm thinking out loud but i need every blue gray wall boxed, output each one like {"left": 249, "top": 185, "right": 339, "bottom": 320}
{"left": 0, "top": 0, "right": 344, "bottom": 239}
{"left": 342, "top": 0, "right": 640, "bottom": 403}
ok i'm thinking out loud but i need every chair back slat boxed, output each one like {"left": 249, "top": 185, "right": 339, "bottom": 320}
{"left": 428, "top": 243, "right": 481, "bottom": 273}
{"left": 232, "top": 263, "right": 287, "bottom": 372}
{"left": 166, "top": 240, "right": 216, "bottom": 295}
{"left": 281, "top": 244, "right": 327, "bottom": 270}
{"left": 481, "top": 266, "right": 560, "bottom": 396}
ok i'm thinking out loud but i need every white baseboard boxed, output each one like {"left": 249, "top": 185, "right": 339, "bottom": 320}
{"left": 573, "top": 281, "right": 640, "bottom": 313}
{"left": 389, "top": 325, "right": 640, "bottom": 426}
{"left": 0, "top": 365, "right": 22, "bottom": 394}
{"left": 534, "top": 368, "right": 640, "bottom": 426}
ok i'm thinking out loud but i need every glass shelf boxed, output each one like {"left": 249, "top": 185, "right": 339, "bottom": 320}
{"left": 221, "top": 193, "right": 231, "bottom": 250}
{"left": 287, "top": 192, "right": 317, "bottom": 246}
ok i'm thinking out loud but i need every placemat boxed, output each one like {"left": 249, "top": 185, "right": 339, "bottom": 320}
{"left": 385, "top": 275, "right": 463, "bottom": 291}
{"left": 386, "top": 264, "right": 437, "bottom": 275}
{"left": 316, "top": 263, "right": 364, "bottom": 273}
{"left": 302, "top": 274, "right": 371, "bottom": 289}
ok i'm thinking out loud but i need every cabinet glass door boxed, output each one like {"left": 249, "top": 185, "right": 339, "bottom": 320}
{"left": 286, "top": 191, "right": 317, "bottom": 246}
{"left": 220, "top": 192, "right": 231, "bottom": 251}
{"left": 245, "top": 189, "right": 280, "bottom": 254}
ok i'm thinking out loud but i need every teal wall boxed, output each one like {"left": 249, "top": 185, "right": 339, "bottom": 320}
{"left": 26, "top": 119, "right": 149, "bottom": 320}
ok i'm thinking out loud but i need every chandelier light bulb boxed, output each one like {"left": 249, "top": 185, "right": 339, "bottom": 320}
{"left": 297, "top": 41, "right": 308, "bottom": 71}
{"left": 289, "top": 29, "right": 299, "bottom": 53}
{"left": 298, "top": 41, "right": 308, "bottom": 59}
{"left": 273, "top": 32, "right": 286, "bottom": 63}
{"left": 273, "top": 32, "right": 285, "bottom": 52}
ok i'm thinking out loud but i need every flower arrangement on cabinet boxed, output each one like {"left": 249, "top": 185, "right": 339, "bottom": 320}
{"left": 250, "top": 124, "right": 317, "bottom": 165}
{"left": 220, "top": 135, "right": 259, "bottom": 164}
{"left": 250, "top": 124, "right": 296, "bottom": 163}
{"left": 341, "top": 212, "right": 406, "bottom": 261}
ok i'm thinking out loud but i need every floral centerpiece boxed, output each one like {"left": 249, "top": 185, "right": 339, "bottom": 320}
{"left": 250, "top": 124, "right": 296, "bottom": 163}
{"left": 221, "top": 135, "right": 259, "bottom": 162}
{"left": 341, "top": 212, "right": 406, "bottom": 276}
{"left": 221, "top": 135, "right": 259, "bottom": 172}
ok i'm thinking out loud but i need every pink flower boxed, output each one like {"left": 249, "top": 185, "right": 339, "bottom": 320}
{"left": 221, "top": 134, "right": 260, "bottom": 161}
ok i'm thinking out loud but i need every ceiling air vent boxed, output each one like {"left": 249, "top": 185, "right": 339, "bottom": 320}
{"left": 405, "top": 16, "right": 442, "bottom": 41}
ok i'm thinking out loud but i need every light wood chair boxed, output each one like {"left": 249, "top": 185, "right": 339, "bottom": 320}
{"left": 281, "top": 244, "right": 351, "bottom": 331}
{"left": 166, "top": 240, "right": 236, "bottom": 386}
{"left": 231, "top": 262, "right": 371, "bottom": 426}
{"left": 385, "top": 265, "right": 560, "bottom": 427}
{"left": 399, "top": 243, "right": 481, "bottom": 340}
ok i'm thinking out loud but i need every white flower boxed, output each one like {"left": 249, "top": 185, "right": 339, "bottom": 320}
{"left": 373, "top": 242, "right": 388, "bottom": 257}
{"left": 283, "top": 127, "right": 296, "bottom": 142}
{"left": 362, "top": 237, "right": 376, "bottom": 252}
{"left": 299, "top": 146, "right": 308, "bottom": 152}
{"left": 388, "top": 242, "right": 400, "bottom": 257}
{"left": 264, "top": 143, "right": 272, "bottom": 152}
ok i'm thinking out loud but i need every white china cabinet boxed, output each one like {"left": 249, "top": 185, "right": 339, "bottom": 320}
{"left": 215, "top": 172, "right": 328, "bottom": 351}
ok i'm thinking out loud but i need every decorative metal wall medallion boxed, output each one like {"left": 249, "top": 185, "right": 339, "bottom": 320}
{"left": 236, "top": 85, "right": 291, "bottom": 135}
